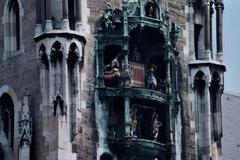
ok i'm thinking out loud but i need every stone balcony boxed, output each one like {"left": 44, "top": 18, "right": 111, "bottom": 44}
{"left": 108, "top": 137, "right": 166, "bottom": 160}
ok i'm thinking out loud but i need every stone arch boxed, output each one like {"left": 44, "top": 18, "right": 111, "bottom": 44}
{"left": 100, "top": 153, "right": 113, "bottom": 160}
{"left": 2, "top": 0, "right": 23, "bottom": 58}
{"left": 0, "top": 85, "right": 19, "bottom": 106}
{"left": 194, "top": 71, "right": 206, "bottom": 91}
{"left": 39, "top": 44, "right": 49, "bottom": 67}
{"left": 144, "top": 0, "right": 160, "bottom": 19}
{"left": 0, "top": 85, "right": 19, "bottom": 160}
{"left": 210, "top": 71, "right": 222, "bottom": 141}
{"left": 50, "top": 41, "right": 64, "bottom": 63}
{"left": 68, "top": 43, "right": 80, "bottom": 59}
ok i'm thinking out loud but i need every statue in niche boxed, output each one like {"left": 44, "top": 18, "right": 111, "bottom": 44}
{"left": 146, "top": 2, "right": 155, "bottom": 18}
{"left": 146, "top": 64, "right": 157, "bottom": 89}
{"left": 102, "top": 3, "right": 113, "bottom": 29}
{"left": 131, "top": 47, "right": 141, "bottom": 62}
{"left": 151, "top": 112, "right": 162, "bottom": 141}
{"left": 108, "top": 112, "right": 119, "bottom": 138}
{"left": 170, "top": 22, "right": 182, "bottom": 49}
{"left": 104, "top": 54, "right": 121, "bottom": 80}
{"left": 130, "top": 107, "right": 138, "bottom": 137}
{"left": 101, "top": 3, "right": 123, "bottom": 34}
{"left": 52, "top": 85, "right": 66, "bottom": 116}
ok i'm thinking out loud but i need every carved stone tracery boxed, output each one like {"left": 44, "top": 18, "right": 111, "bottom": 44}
{"left": 52, "top": 86, "right": 66, "bottom": 116}
{"left": 18, "top": 94, "right": 32, "bottom": 146}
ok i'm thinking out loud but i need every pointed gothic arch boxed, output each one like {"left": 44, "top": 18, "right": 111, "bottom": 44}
{"left": 39, "top": 44, "right": 49, "bottom": 67}
{"left": 0, "top": 85, "right": 19, "bottom": 160}
{"left": 144, "top": 0, "right": 160, "bottom": 19}
{"left": 50, "top": 41, "right": 64, "bottom": 63}
{"left": 210, "top": 71, "right": 222, "bottom": 142}
{"left": 3, "top": 0, "right": 23, "bottom": 58}
{"left": 67, "top": 42, "right": 80, "bottom": 69}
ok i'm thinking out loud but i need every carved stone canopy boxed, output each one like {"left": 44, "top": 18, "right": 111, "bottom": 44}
{"left": 52, "top": 86, "right": 67, "bottom": 116}
{"left": 18, "top": 94, "right": 32, "bottom": 146}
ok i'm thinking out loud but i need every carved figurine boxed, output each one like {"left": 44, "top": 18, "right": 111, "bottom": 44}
{"left": 151, "top": 112, "right": 162, "bottom": 141}
{"left": 102, "top": 3, "right": 113, "bottom": 29}
{"left": 170, "top": 22, "right": 182, "bottom": 49}
{"left": 104, "top": 54, "right": 121, "bottom": 80}
{"left": 131, "top": 47, "right": 141, "bottom": 62}
{"left": 108, "top": 112, "right": 119, "bottom": 138}
{"left": 146, "top": 64, "right": 157, "bottom": 89}
{"left": 130, "top": 107, "right": 138, "bottom": 137}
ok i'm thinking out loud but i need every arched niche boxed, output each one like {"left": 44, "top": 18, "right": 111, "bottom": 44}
{"left": 193, "top": 71, "right": 206, "bottom": 133}
{"left": 210, "top": 72, "right": 222, "bottom": 141}
{"left": 103, "top": 45, "right": 123, "bottom": 87}
{"left": 67, "top": 42, "right": 80, "bottom": 70}
{"left": 144, "top": 0, "right": 160, "bottom": 19}
{"left": 193, "top": 1, "right": 205, "bottom": 60}
{"left": 194, "top": 71, "right": 206, "bottom": 93}
{"left": 39, "top": 44, "right": 49, "bottom": 67}
{"left": 50, "top": 41, "right": 64, "bottom": 64}
{"left": 100, "top": 153, "right": 113, "bottom": 160}
{"left": 0, "top": 86, "right": 18, "bottom": 160}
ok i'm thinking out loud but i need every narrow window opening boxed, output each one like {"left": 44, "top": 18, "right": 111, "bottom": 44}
{"left": 7, "top": 0, "right": 20, "bottom": 52}
{"left": 194, "top": 24, "right": 202, "bottom": 59}
{"left": 0, "top": 93, "right": 14, "bottom": 150}
{"left": 68, "top": 0, "right": 75, "bottom": 30}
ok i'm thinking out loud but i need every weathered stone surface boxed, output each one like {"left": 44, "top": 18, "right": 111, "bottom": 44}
{"left": 0, "top": 0, "right": 225, "bottom": 160}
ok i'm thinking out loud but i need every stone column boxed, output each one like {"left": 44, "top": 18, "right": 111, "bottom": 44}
{"left": 210, "top": 1, "right": 214, "bottom": 57}
{"left": 124, "top": 97, "right": 131, "bottom": 137}
{"left": 215, "top": 0, "right": 224, "bottom": 62}
{"left": 188, "top": 0, "right": 196, "bottom": 61}
{"left": 122, "top": 2, "right": 131, "bottom": 86}
{"left": 165, "top": 47, "right": 175, "bottom": 157}
{"left": 45, "top": 0, "right": 52, "bottom": 31}
{"left": 35, "top": 0, "right": 42, "bottom": 35}
{"left": 204, "top": 0, "right": 211, "bottom": 60}
{"left": 75, "top": 0, "right": 82, "bottom": 31}
{"left": 97, "top": 44, "right": 105, "bottom": 88}
{"left": 62, "top": 0, "right": 69, "bottom": 29}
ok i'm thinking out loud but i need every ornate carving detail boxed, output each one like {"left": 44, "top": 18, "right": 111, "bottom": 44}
{"left": 18, "top": 94, "right": 32, "bottom": 146}
{"left": 214, "top": 0, "right": 224, "bottom": 9}
{"left": 101, "top": 3, "right": 123, "bottom": 34}
{"left": 188, "top": 0, "right": 195, "bottom": 6}
{"left": 130, "top": 107, "right": 139, "bottom": 137}
{"left": 170, "top": 22, "right": 182, "bottom": 49}
{"left": 128, "top": 23, "right": 139, "bottom": 32}
{"left": 52, "top": 85, "right": 67, "bottom": 116}
{"left": 151, "top": 112, "right": 162, "bottom": 141}
{"left": 127, "top": 1, "right": 140, "bottom": 16}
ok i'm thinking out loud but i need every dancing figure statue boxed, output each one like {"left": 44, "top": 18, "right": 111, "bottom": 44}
{"left": 151, "top": 112, "right": 162, "bottom": 141}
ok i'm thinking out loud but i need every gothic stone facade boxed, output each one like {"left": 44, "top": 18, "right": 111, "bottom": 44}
{"left": 0, "top": 0, "right": 225, "bottom": 160}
